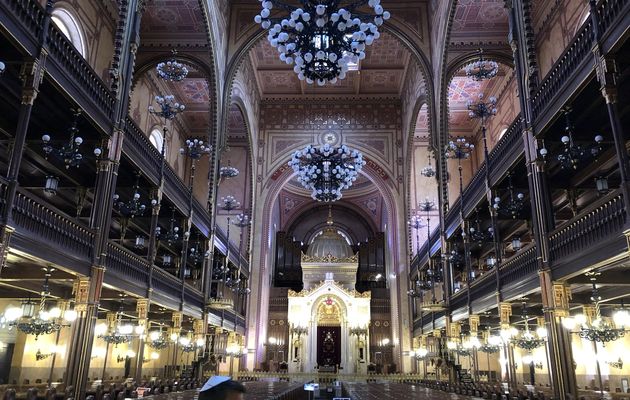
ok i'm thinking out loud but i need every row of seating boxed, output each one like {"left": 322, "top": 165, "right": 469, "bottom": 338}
{"left": 415, "top": 380, "right": 551, "bottom": 400}
{"left": 241, "top": 381, "right": 304, "bottom": 400}
{"left": 0, "top": 379, "right": 201, "bottom": 400}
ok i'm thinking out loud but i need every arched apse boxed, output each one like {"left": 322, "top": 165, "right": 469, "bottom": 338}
{"left": 218, "top": 22, "right": 436, "bottom": 158}
{"left": 245, "top": 153, "right": 409, "bottom": 372}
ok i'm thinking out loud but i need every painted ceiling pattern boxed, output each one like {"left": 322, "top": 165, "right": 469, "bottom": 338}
{"left": 249, "top": 32, "right": 412, "bottom": 96}
{"left": 141, "top": 0, "right": 205, "bottom": 34}
{"left": 451, "top": 0, "right": 509, "bottom": 36}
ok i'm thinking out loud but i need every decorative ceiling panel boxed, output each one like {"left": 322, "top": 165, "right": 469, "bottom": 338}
{"left": 258, "top": 71, "right": 303, "bottom": 94}
{"left": 142, "top": 0, "right": 206, "bottom": 34}
{"left": 450, "top": 0, "right": 508, "bottom": 42}
{"left": 359, "top": 70, "right": 404, "bottom": 94}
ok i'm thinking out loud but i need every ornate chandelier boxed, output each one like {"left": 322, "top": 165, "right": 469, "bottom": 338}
{"left": 42, "top": 109, "right": 100, "bottom": 169}
{"left": 465, "top": 49, "right": 499, "bottom": 81}
{"left": 511, "top": 303, "right": 546, "bottom": 351}
{"left": 563, "top": 273, "right": 629, "bottom": 343}
{"left": 493, "top": 174, "right": 525, "bottom": 219}
{"left": 148, "top": 329, "right": 170, "bottom": 350}
{"left": 156, "top": 50, "right": 189, "bottom": 82}
{"left": 156, "top": 208, "right": 180, "bottom": 245}
{"left": 468, "top": 213, "right": 493, "bottom": 245}
{"left": 539, "top": 108, "right": 603, "bottom": 170}
{"left": 254, "top": 0, "right": 391, "bottom": 84}
{"left": 420, "top": 151, "right": 436, "bottom": 178}
{"left": 179, "top": 335, "right": 205, "bottom": 353}
{"left": 5, "top": 268, "right": 73, "bottom": 339}
{"left": 467, "top": 93, "right": 497, "bottom": 121}
{"left": 113, "top": 172, "right": 147, "bottom": 218}
{"left": 179, "top": 138, "right": 211, "bottom": 160}
{"left": 148, "top": 95, "right": 185, "bottom": 121}
{"left": 289, "top": 143, "right": 365, "bottom": 202}
{"left": 220, "top": 161, "right": 240, "bottom": 179}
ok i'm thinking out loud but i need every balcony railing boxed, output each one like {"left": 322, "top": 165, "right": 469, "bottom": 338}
{"left": 531, "top": 21, "right": 594, "bottom": 125}
{"left": 45, "top": 22, "right": 115, "bottom": 130}
{"left": 443, "top": 115, "right": 522, "bottom": 239}
{"left": 11, "top": 187, "right": 94, "bottom": 261}
{"left": 549, "top": 190, "right": 626, "bottom": 262}
{"left": 0, "top": 0, "right": 46, "bottom": 52}
{"left": 499, "top": 244, "right": 538, "bottom": 287}
{"left": 105, "top": 242, "right": 150, "bottom": 285}
{"left": 123, "top": 117, "right": 162, "bottom": 185}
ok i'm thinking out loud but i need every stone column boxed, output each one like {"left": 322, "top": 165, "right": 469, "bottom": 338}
{"left": 132, "top": 299, "right": 149, "bottom": 382}
{"left": 499, "top": 302, "right": 516, "bottom": 388}
{"left": 469, "top": 315, "right": 480, "bottom": 381}
{"left": 65, "top": 273, "right": 103, "bottom": 398}
{"left": 170, "top": 312, "right": 183, "bottom": 377}
{"left": 540, "top": 277, "right": 577, "bottom": 399}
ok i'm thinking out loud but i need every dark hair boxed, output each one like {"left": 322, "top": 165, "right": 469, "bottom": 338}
{"left": 199, "top": 380, "right": 246, "bottom": 400}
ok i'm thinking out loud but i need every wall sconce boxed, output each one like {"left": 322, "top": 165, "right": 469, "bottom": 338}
{"left": 511, "top": 237, "right": 522, "bottom": 252}
{"left": 44, "top": 176, "right": 59, "bottom": 197}
{"left": 486, "top": 256, "right": 497, "bottom": 268}
{"left": 35, "top": 348, "right": 55, "bottom": 361}
{"left": 606, "top": 358, "right": 623, "bottom": 369}
{"left": 595, "top": 176, "right": 609, "bottom": 195}
{"left": 0, "top": 60, "right": 5, "bottom": 76}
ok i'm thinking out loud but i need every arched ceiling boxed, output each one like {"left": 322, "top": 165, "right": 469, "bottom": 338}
{"left": 248, "top": 32, "right": 414, "bottom": 97}
{"left": 449, "top": 0, "right": 509, "bottom": 45}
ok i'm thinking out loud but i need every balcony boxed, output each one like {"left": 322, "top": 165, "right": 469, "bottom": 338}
{"left": 443, "top": 116, "right": 523, "bottom": 239}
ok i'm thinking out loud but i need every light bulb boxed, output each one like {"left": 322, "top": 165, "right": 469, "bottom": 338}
{"left": 149, "top": 331, "right": 160, "bottom": 341}
{"left": 64, "top": 309, "right": 78, "bottom": 322}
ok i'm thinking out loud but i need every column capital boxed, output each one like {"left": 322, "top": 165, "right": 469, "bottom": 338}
{"left": 499, "top": 302, "right": 512, "bottom": 328}
{"left": 136, "top": 298, "right": 150, "bottom": 320}
{"left": 172, "top": 311, "right": 183, "bottom": 328}
{"left": 548, "top": 282, "right": 572, "bottom": 317}
{"left": 469, "top": 315, "right": 480, "bottom": 334}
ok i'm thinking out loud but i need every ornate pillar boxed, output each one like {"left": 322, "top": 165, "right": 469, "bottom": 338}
{"left": 65, "top": 273, "right": 103, "bottom": 398}
{"left": 170, "top": 312, "right": 183, "bottom": 377}
{"left": 132, "top": 299, "right": 149, "bottom": 382}
{"left": 469, "top": 315, "right": 480, "bottom": 381}
{"left": 540, "top": 277, "right": 577, "bottom": 399}
{"left": 499, "top": 302, "right": 516, "bottom": 388}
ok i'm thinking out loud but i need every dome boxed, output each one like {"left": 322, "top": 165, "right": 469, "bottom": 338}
{"left": 306, "top": 228, "right": 354, "bottom": 260}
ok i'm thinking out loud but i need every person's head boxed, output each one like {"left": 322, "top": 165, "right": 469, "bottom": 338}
{"left": 199, "top": 377, "right": 246, "bottom": 400}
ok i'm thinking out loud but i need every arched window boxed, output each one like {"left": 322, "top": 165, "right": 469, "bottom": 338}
{"left": 149, "top": 128, "right": 165, "bottom": 154}
{"left": 51, "top": 8, "right": 86, "bottom": 57}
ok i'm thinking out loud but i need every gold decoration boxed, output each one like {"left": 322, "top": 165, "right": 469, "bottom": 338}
{"left": 172, "top": 312, "right": 183, "bottom": 329}
{"left": 469, "top": 315, "right": 480, "bottom": 334}
{"left": 499, "top": 303, "right": 512, "bottom": 328}
{"left": 136, "top": 299, "right": 149, "bottom": 320}
{"left": 288, "top": 280, "right": 370, "bottom": 299}
{"left": 73, "top": 277, "right": 90, "bottom": 312}
{"left": 301, "top": 252, "right": 359, "bottom": 263}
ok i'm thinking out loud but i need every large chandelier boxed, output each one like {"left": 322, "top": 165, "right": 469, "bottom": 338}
{"left": 563, "top": 273, "right": 629, "bottom": 343}
{"left": 42, "top": 109, "right": 100, "bottom": 169}
{"left": 254, "top": 0, "right": 391, "bottom": 85}
{"left": 5, "top": 268, "right": 75, "bottom": 339}
{"left": 156, "top": 50, "right": 189, "bottom": 82}
{"left": 148, "top": 329, "right": 170, "bottom": 350}
{"left": 510, "top": 303, "right": 546, "bottom": 351}
{"left": 289, "top": 143, "right": 365, "bottom": 202}
{"left": 113, "top": 172, "right": 147, "bottom": 219}
{"left": 493, "top": 174, "right": 525, "bottom": 219}
{"left": 465, "top": 49, "right": 499, "bottom": 81}
{"left": 539, "top": 108, "right": 603, "bottom": 170}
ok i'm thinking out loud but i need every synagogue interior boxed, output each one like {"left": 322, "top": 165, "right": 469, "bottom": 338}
{"left": 0, "top": 0, "right": 629, "bottom": 399}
